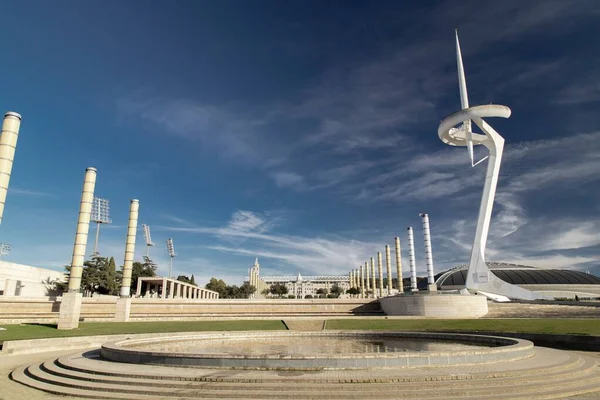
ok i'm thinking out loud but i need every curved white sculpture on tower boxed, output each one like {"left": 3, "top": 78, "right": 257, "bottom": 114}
{"left": 438, "top": 31, "right": 544, "bottom": 301}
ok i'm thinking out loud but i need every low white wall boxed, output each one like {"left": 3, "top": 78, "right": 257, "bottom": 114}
{"left": 0, "top": 260, "right": 64, "bottom": 297}
{"left": 379, "top": 294, "right": 488, "bottom": 318}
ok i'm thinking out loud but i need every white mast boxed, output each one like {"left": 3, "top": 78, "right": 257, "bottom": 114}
{"left": 455, "top": 29, "right": 474, "bottom": 166}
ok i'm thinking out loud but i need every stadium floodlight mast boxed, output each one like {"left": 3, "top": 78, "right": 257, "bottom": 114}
{"left": 0, "top": 243, "right": 11, "bottom": 260}
{"left": 142, "top": 224, "right": 155, "bottom": 258}
{"left": 166, "top": 238, "right": 176, "bottom": 279}
{"left": 90, "top": 196, "right": 111, "bottom": 256}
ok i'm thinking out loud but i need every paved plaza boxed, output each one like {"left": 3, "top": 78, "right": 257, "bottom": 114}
{"left": 3, "top": 337, "right": 600, "bottom": 399}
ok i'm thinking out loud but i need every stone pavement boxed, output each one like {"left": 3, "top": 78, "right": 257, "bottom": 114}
{"left": 4, "top": 345, "right": 600, "bottom": 399}
{"left": 282, "top": 319, "right": 325, "bottom": 330}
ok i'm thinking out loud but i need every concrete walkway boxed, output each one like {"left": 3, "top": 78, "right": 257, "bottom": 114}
{"left": 282, "top": 319, "right": 325, "bottom": 330}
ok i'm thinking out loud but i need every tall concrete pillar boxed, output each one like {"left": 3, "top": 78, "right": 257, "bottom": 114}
{"left": 385, "top": 245, "right": 392, "bottom": 295}
{"left": 377, "top": 252, "right": 384, "bottom": 297}
{"left": 370, "top": 258, "right": 376, "bottom": 298}
{"left": 359, "top": 264, "right": 364, "bottom": 298}
{"left": 0, "top": 112, "right": 22, "bottom": 224}
{"left": 395, "top": 237, "right": 404, "bottom": 293}
{"left": 366, "top": 262, "right": 371, "bottom": 292}
{"left": 420, "top": 213, "right": 437, "bottom": 292}
{"left": 407, "top": 227, "right": 418, "bottom": 292}
{"left": 67, "top": 167, "right": 97, "bottom": 292}
{"left": 169, "top": 281, "right": 175, "bottom": 299}
{"left": 120, "top": 199, "right": 139, "bottom": 297}
{"left": 58, "top": 167, "right": 97, "bottom": 330}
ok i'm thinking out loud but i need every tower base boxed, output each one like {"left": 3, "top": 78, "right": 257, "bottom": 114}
{"left": 115, "top": 297, "right": 132, "bottom": 322}
{"left": 379, "top": 293, "right": 488, "bottom": 318}
{"left": 57, "top": 292, "right": 83, "bottom": 330}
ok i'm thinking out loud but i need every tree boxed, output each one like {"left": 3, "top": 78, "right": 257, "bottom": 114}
{"left": 346, "top": 287, "right": 360, "bottom": 296}
{"left": 316, "top": 288, "right": 328, "bottom": 297}
{"left": 205, "top": 277, "right": 255, "bottom": 299}
{"left": 190, "top": 274, "right": 196, "bottom": 285}
{"left": 177, "top": 275, "right": 192, "bottom": 284}
{"left": 96, "top": 256, "right": 119, "bottom": 295}
{"left": 130, "top": 257, "right": 158, "bottom": 295}
{"left": 205, "top": 278, "right": 228, "bottom": 298}
{"left": 238, "top": 282, "right": 256, "bottom": 298}
{"left": 330, "top": 284, "right": 343, "bottom": 297}
{"left": 270, "top": 283, "right": 288, "bottom": 297}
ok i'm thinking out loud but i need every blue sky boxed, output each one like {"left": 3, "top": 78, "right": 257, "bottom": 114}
{"left": 0, "top": 0, "right": 599, "bottom": 284}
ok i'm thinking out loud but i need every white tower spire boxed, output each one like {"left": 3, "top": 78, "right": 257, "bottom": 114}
{"left": 455, "top": 29, "right": 475, "bottom": 166}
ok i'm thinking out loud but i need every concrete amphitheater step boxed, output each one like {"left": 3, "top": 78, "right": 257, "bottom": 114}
{"left": 54, "top": 348, "right": 583, "bottom": 383}
{"left": 12, "top": 366, "right": 600, "bottom": 400}
{"left": 41, "top": 355, "right": 598, "bottom": 391}
{"left": 12, "top": 355, "right": 600, "bottom": 400}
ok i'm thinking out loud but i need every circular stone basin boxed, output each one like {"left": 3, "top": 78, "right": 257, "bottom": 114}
{"left": 101, "top": 331, "right": 534, "bottom": 370}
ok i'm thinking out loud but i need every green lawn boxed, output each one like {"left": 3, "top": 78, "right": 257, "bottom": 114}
{"left": 325, "top": 319, "right": 600, "bottom": 336}
{"left": 0, "top": 320, "right": 286, "bottom": 342}
{"left": 2, "top": 318, "right": 598, "bottom": 343}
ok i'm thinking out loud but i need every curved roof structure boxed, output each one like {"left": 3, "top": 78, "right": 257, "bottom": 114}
{"left": 437, "top": 264, "right": 600, "bottom": 287}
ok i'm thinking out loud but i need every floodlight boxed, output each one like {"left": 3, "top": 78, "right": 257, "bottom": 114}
{"left": 166, "top": 238, "right": 176, "bottom": 279}
{"left": 90, "top": 196, "right": 111, "bottom": 256}
{"left": 142, "top": 224, "right": 154, "bottom": 246}
{"left": 142, "top": 224, "right": 155, "bottom": 258}
{"left": 166, "top": 238, "right": 176, "bottom": 257}
{"left": 0, "top": 243, "right": 11, "bottom": 259}
{"left": 91, "top": 197, "right": 111, "bottom": 224}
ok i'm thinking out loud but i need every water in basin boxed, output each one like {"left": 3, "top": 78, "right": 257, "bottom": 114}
{"left": 129, "top": 336, "right": 497, "bottom": 356}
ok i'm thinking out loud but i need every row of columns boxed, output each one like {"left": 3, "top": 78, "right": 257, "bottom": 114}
{"left": 349, "top": 214, "right": 437, "bottom": 298}
{"left": 136, "top": 278, "right": 218, "bottom": 299}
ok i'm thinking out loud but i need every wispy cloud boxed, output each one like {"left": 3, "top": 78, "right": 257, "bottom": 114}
{"left": 11, "top": 188, "right": 55, "bottom": 197}
{"left": 159, "top": 209, "right": 385, "bottom": 275}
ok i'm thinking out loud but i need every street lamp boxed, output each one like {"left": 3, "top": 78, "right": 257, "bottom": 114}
{"left": 166, "top": 238, "right": 176, "bottom": 279}
{"left": 90, "top": 197, "right": 111, "bottom": 256}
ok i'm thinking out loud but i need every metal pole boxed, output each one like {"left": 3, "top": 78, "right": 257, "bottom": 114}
{"left": 169, "top": 257, "right": 173, "bottom": 279}
{"left": 93, "top": 222, "right": 100, "bottom": 256}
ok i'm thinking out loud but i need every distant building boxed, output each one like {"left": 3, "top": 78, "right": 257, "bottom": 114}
{"left": 246, "top": 259, "right": 350, "bottom": 298}
{"left": 0, "top": 260, "right": 65, "bottom": 297}
{"left": 436, "top": 263, "right": 600, "bottom": 299}
{"left": 261, "top": 272, "right": 350, "bottom": 298}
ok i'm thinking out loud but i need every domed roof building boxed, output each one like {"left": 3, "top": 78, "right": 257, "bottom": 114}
{"left": 436, "top": 263, "right": 600, "bottom": 299}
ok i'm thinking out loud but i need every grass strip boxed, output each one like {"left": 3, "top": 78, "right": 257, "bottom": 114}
{"left": 0, "top": 320, "right": 286, "bottom": 342}
{"left": 325, "top": 319, "right": 600, "bottom": 336}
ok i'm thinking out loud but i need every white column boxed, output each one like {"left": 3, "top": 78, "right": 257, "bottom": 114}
{"left": 67, "top": 167, "right": 97, "bottom": 292}
{"left": 0, "top": 112, "right": 22, "bottom": 224}
{"left": 359, "top": 265, "right": 364, "bottom": 298}
{"left": 385, "top": 244, "right": 392, "bottom": 295}
{"left": 407, "top": 227, "right": 418, "bottom": 292}
{"left": 395, "top": 237, "right": 403, "bottom": 293}
{"left": 377, "top": 252, "right": 383, "bottom": 298}
{"left": 120, "top": 199, "right": 139, "bottom": 297}
{"left": 169, "top": 281, "right": 175, "bottom": 299}
{"left": 420, "top": 213, "right": 437, "bottom": 292}
{"left": 370, "top": 258, "right": 375, "bottom": 298}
